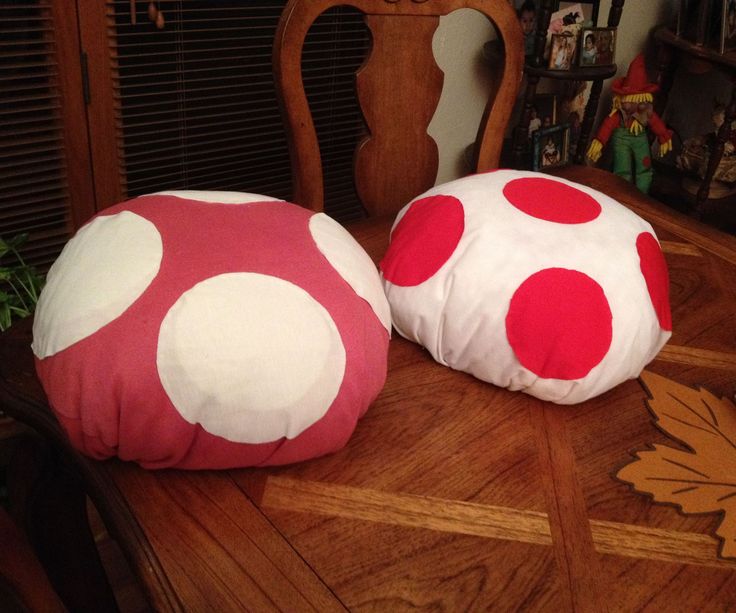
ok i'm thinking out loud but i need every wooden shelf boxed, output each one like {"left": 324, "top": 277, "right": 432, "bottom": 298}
{"left": 510, "top": 0, "right": 626, "bottom": 168}
{"left": 525, "top": 62, "right": 618, "bottom": 81}
{"left": 655, "top": 26, "right": 736, "bottom": 72}
{"left": 652, "top": 160, "right": 736, "bottom": 232}
{"left": 654, "top": 25, "right": 736, "bottom": 216}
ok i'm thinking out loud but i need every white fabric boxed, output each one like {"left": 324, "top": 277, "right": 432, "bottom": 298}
{"left": 148, "top": 190, "right": 283, "bottom": 204}
{"left": 32, "top": 212, "right": 162, "bottom": 358}
{"left": 156, "top": 272, "right": 346, "bottom": 443}
{"left": 309, "top": 213, "right": 392, "bottom": 334}
{"left": 382, "top": 170, "right": 671, "bottom": 404}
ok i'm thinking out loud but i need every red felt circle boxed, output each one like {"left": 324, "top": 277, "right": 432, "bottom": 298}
{"left": 503, "top": 177, "right": 601, "bottom": 224}
{"left": 380, "top": 195, "right": 464, "bottom": 287}
{"left": 637, "top": 232, "right": 671, "bottom": 331}
{"left": 506, "top": 268, "right": 612, "bottom": 380}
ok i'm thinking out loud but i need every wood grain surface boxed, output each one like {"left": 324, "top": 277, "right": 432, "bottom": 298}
{"left": 2, "top": 1, "right": 736, "bottom": 609}
{"left": 2, "top": 166, "right": 736, "bottom": 613}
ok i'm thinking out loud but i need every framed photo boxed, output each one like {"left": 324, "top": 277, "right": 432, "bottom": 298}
{"left": 721, "top": 0, "right": 736, "bottom": 52}
{"left": 533, "top": 124, "right": 570, "bottom": 170}
{"left": 579, "top": 27, "right": 616, "bottom": 66}
{"left": 555, "top": 1, "right": 599, "bottom": 26}
{"left": 548, "top": 34, "right": 575, "bottom": 70}
{"left": 528, "top": 94, "right": 557, "bottom": 139}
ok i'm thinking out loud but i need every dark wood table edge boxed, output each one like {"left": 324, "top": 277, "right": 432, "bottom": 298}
{"left": 0, "top": 324, "right": 184, "bottom": 612}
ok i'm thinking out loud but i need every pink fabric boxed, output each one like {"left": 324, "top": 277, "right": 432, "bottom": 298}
{"left": 35, "top": 196, "right": 389, "bottom": 469}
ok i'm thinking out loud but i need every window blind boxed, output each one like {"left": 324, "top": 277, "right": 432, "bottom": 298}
{"left": 108, "top": 0, "right": 370, "bottom": 221}
{"left": 0, "top": 0, "right": 73, "bottom": 268}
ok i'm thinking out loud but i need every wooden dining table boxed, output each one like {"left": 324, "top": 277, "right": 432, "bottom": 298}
{"left": 2, "top": 168, "right": 736, "bottom": 612}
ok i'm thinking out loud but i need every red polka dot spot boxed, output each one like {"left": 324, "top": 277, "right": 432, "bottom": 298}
{"left": 506, "top": 268, "right": 612, "bottom": 380}
{"left": 503, "top": 177, "right": 601, "bottom": 224}
{"left": 637, "top": 232, "right": 671, "bottom": 331}
{"left": 380, "top": 195, "right": 464, "bottom": 287}
{"left": 642, "top": 156, "right": 652, "bottom": 169}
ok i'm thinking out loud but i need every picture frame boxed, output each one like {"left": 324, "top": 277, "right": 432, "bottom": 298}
{"left": 721, "top": 0, "right": 736, "bottom": 52}
{"left": 548, "top": 33, "right": 575, "bottom": 70}
{"left": 528, "top": 94, "right": 557, "bottom": 140}
{"left": 555, "top": 1, "right": 599, "bottom": 27}
{"left": 579, "top": 27, "right": 616, "bottom": 66}
{"left": 532, "top": 124, "right": 570, "bottom": 170}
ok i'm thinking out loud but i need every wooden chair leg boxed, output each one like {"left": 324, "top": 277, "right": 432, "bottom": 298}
{"left": 0, "top": 505, "right": 65, "bottom": 613}
{"left": 7, "top": 435, "right": 119, "bottom": 612}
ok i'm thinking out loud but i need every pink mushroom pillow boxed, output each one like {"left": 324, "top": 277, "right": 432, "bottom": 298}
{"left": 32, "top": 191, "right": 391, "bottom": 469}
{"left": 380, "top": 170, "right": 671, "bottom": 404}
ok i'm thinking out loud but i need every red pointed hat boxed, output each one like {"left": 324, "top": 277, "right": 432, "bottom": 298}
{"left": 611, "top": 54, "right": 659, "bottom": 95}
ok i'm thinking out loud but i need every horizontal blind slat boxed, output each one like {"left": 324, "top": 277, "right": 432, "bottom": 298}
{"left": 108, "top": 1, "right": 368, "bottom": 221}
{"left": 0, "top": 1, "right": 72, "bottom": 271}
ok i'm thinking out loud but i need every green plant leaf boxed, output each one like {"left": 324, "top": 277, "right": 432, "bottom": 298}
{"left": 0, "top": 302, "right": 11, "bottom": 332}
{"left": 0, "top": 233, "right": 45, "bottom": 330}
{"left": 6, "top": 233, "right": 28, "bottom": 250}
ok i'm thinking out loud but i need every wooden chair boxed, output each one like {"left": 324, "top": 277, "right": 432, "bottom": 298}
{"left": 2, "top": 1, "right": 736, "bottom": 611}
{"left": 274, "top": 0, "right": 523, "bottom": 216}
{"left": 0, "top": 506, "right": 64, "bottom": 613}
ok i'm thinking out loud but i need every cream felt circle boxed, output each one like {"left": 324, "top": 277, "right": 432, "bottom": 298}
{"left": 32, "top": 212, "right": 163, "bottom": 359}
{"left": 149, "top": 190, "right": 283, "bottom": 204}
{"left": 156, "top": 272, "right": 346, "bottom": 444}
{"left": 309, "top": 213, "right": 392, "bottom": 334}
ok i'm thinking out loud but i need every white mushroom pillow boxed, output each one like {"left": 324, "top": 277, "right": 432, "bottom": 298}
{"left": 380, "top": 170, "right": 671, "bottom": 404}
{"left": 32, "top": 191, "right": 391, "bottom": 469}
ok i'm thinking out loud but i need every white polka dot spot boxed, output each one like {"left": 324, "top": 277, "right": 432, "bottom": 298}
{"left": 156, "top": 273, "right": 346, "bottom": 444}
{"left": 32, "top": 212, "right": 162, "bottom": 358}
{"left": 148, "top": 190, "right": 283, "bottom": 204}
{"left": 309, "top": 213, "right": 392, "bottom": 334}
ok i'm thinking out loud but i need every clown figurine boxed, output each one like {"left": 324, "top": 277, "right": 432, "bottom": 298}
{"left": 587, "top": 54, "right": 672, "bottom": 193}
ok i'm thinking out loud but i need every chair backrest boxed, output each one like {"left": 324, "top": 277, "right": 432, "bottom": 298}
{"left": 274, "top": 0, "right": 524, "bottom": 216}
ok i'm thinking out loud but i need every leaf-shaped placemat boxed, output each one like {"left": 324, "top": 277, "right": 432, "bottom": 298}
{"left": 616, "top": 370, "right": 736, "bottom": 560}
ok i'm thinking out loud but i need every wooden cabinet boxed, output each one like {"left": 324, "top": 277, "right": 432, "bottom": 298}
{"left": 653, "top": 26, "right": 736, "bottom": 217}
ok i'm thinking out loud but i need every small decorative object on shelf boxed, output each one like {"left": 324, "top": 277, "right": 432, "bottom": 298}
{"left": 579, "top": 27, "right": 616, "bottom": 66}
{"left": 529, "top": 93, "right": 557, "bottom": 138}
{"left": 509, "top": 0, "right": 623, "bottom": 169}
{"left": 556, "top": 0, "right": 599, "bottom": 26}
{"left": 533, "top": 123, "right": 570, "bottom": 169}
{"left": 676, "top": 101, "right": 736, "bottom": 197}
{"left": 653, "top": 19, "right": 736, "bottom": 213}
{"left": 549, "top": 33, "right": 575, "bottom": 69}
{"left": 545, "top": 2, "right": 592, "bottom": 64}
{"left": 587, "top": 54, "right": 673, "bottom": 194}
{"left": 517, "top": 1, "right": 537, "bottom": 57}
